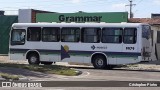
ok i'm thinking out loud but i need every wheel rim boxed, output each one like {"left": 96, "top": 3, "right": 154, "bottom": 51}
{"left": 96, "top": 58, "right": 104, "bottom": 67}
{"left": 30, "top": 56, "right": 37, "bottom": 63}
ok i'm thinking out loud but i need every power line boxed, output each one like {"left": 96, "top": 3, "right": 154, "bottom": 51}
{"left": 126, "top": 0, "right": 136, "bottom": 18}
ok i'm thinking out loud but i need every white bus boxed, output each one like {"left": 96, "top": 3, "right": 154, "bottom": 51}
{"left": 9, "top": 23, "right": 152, "bottom": 69}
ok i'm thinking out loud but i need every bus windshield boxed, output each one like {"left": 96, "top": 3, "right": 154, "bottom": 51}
{"left": 11, "top": 29, "right": 26, "bottom": 45}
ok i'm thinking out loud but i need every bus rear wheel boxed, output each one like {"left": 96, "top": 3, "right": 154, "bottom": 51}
{"left": 92, "top": 55, "right": 107, "bottom": 69}
{"left": 28, "top": 54, "right": 40, "bottom": 65}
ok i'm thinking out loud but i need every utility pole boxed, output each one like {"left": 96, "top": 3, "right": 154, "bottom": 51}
{"left": 126, "top": 0, "right": 136, "bottom": 18}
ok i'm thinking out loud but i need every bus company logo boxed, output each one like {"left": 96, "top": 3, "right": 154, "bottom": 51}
{"left": 91, "top": 45, "right": 108, "bottom": 50}
{"left": 91, "top": 45, "right": 96, "bottom": 50}
{"left": 61, "top": 45, "right": 70, "bottom": 60}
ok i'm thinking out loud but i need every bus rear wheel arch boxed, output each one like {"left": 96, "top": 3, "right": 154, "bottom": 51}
{"left": 26, "top": 52, "right": 40, "bottom": 65}
{"left": 91, "top": 54, "right": 107, "bottom": 69}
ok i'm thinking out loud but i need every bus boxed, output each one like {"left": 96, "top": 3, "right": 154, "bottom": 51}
{"left": 9, "top": 23, "right": 153, "bottom": 69}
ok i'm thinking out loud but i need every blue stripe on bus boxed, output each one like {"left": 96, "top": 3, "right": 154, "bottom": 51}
{"left": 10, "top": 48, "right": 141, "bottom": 56}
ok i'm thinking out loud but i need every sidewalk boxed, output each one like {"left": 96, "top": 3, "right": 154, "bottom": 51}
{"left": 119, "top": 60, "right": 160, "bottom": 71}
{"left": 0, "top": 56, "right": 28, "bottom": 64}
{"left": 140, "top": 60, "right": 160, "bottom": 65}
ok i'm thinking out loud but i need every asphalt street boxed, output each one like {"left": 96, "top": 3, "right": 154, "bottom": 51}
{"left": 1, "top": 65, "right": 160, "bottom": 90}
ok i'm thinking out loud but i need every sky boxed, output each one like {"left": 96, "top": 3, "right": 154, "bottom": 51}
{"left": 0, "top": 0, "right": 160, "bottom": 18}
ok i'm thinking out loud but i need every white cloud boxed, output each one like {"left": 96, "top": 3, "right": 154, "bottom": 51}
{"left": 71, "top": 0, "right": 80, "bottom": 4}
{"left": 153, "top": 0, "right": 160, "bottom": 5}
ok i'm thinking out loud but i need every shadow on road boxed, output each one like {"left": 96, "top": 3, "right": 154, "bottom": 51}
{"left": 68, "top": 66, "right": 95, "bottom": 70}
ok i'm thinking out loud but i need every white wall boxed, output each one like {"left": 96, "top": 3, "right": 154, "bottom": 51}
{"left": 18, "top": 9, "right": 32, "bottom": 23}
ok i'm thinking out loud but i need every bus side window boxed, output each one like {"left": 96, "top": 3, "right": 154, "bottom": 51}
{"left": 102, "top": 28, "right": 122, "bottom": 43}
{"left": 42, "top": 27, "right": 60, "bottom": 42}
{"left": 81, "top": 27, "right": 101, "bottom": 43}
{"left": 61, "top": 27, "right": 80, "bottom": 42}
{"left": 123, "top": 28, "right": 137, "bottom": 44}
{"left": 27, "top": 27, "right": 41, "bottom": 41}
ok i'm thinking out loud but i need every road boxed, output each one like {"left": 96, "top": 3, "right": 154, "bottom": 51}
{"left": 25, "top": 65, "right": 160, "bottom": 81}
{"left": 71, "top": 66, "right": 160, "bottom": 81}
{"left": 0, "top": 56, "right": 160, "bottom": 89}
{"left": 1, "top": 65, "right": 160, "bottom": 90}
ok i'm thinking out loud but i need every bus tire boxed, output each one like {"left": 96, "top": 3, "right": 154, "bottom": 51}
{"left": 28, "top": 54, "right": 40, "bottom": 65}
{"left": 41, "top": 62, "right": 53, "bottom": 65}
{"left": 92, "top": 55, "right": 107, "bottom": 69}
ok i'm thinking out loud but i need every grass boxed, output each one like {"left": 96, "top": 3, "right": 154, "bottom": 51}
{"left": 0, "top": 73, "right": 20, "bottom": 80}
{"left": 0, "top": 63, "right": 78, "bottom": 76}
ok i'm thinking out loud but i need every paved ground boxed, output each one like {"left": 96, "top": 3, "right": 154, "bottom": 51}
{"left": 0, "top": 56, "right": 160, "bottom": 81}
{"left": 1, "top": 56, "right": 160, "bottom": 89}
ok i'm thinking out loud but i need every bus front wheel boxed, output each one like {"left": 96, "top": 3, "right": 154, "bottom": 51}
{"left": 92, "top": 55, "right": 107, "bottom": 69}
{"left": 28, "top": 54, "right": 40, "bottom": 65}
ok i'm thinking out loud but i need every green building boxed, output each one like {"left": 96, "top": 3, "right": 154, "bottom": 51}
{"left": 36, "top": 12, "right": 128, "bottom": 23}
{"left": 0, "top": 16, "right": 18, "bottom": 55}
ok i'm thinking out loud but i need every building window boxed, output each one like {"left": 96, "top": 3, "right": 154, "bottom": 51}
{"left": 81, "top": 28, "right": 101, "bottom": 43}
{"left": 42, "top": 27, "right": 60, "bottom": 42}
{"left": 123, "top": 28, "right": 137, "bottom": 44}
{"left": 102, "top": 28, "right": 122, "bottom": 43}
{"left": 27, "top": 27, "right": 41, "bottom": 41}
{"left": 11, "top": 29, "right": 26, "bottom": 45}
{"left": 61, "top": 27, "right": 80, "bottom": 42}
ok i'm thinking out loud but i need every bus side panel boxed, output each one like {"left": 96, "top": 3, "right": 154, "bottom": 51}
{"left": 9, "top": 46, "right": 27, "bottom": 60}
{"left": 40, "top": 55, "right": 59, "bottom": 62}
{"left": 116, "top": 57, "right": 141, "bottom": 65}
{"left": 107, "top": 56, "right": 141, "bottom": 65}
{"left": 107, "top": 58, "right": 117, "bottom": 65}
{"left": 10, "top": 53, "right": 26, "bottom": 60}
{"left": 60, "top": 43, "right": 85, "bottom": 63}
{"left": 27, "top": 42, "right": 60, "bottom": 62}
{"left": 61, "top": 56, "right": 86, "bottom": 63}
